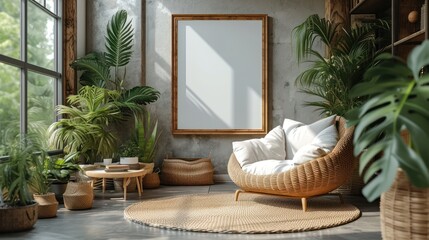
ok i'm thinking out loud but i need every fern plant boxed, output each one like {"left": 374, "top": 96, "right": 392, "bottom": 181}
{"left": 293, "top": 14, "right": 389, "bottom": 116}
{"left": 347, "top": 40, "right": 429, "bottom": 202}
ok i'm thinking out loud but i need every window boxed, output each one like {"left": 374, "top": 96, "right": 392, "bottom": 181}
{"left": 0, "top": 0, "right": 62, "bottom": 140}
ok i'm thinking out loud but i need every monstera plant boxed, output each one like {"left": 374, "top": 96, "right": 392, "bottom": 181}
{"left": 347, "top": 40, "right": 429, "bottom": 202}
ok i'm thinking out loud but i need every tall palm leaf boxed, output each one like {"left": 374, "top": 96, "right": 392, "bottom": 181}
{"left": 292, "top": 14, "right": 389, "bottom": 116}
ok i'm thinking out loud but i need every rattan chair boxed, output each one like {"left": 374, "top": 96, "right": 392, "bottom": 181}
{"left": 228, "top": 117, "right": 355, "bottom": 211}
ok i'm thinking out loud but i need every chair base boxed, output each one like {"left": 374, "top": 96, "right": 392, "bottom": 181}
{"left": 234, "top": 189, "right": 344, "bottom": 212}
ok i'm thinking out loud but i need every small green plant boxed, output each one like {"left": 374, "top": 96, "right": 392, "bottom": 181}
{"left": 43, "top": 158, "right": 80, "bottom": 184}
{"left": 30, "top": 156, "right": 51, "bottom": 195}
{"left": 118, "top": 141, "right": 140, "bottom": 158}
{"left": 135, "top": 112, "right": 160, "bottom": 163}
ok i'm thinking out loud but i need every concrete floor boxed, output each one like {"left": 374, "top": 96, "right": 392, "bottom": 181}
{"left": 0, "top": 182, "right": 381, "bottom": 240}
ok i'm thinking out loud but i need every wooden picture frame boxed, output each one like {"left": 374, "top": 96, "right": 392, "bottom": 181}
{"left": 172, "top": 14, "right": 268, "bottom": 135}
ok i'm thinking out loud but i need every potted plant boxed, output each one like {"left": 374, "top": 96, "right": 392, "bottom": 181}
{"left": 118, "top": 140, "right": 140, "bottom": 166}
{"left": 347, "top": 40, "right": 429, "bottom": 239}
{"left": 44, "top": 157, "right": 80, "bottom": 202}
{"left": 292, "top": 14, "right": 389, "bottom": 116}
{"left": 0, "top": 134, "right": 41, "bottom": 232}
{"left": 30, "top": 156, "right": 58, "bottom": 218}
{"left": 50, "top": 10, "right": 160, "bottom": 164}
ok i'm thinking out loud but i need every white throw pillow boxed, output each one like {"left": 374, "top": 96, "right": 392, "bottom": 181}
{"left": 232, "top": 126, "right": 286, "bottom": 168}
{"left": 242, "top": 159, "right": 295, "bottom": 175}
{"left": 292, "top": 124, "right": 339, "bottom": 164}
{"left": 283, "top": 115, "right": 336, "bottom": 159}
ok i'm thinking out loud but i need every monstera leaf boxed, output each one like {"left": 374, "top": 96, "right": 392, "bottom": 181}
{"left": 347, "top": 40, "right": 429, "bottom": 202}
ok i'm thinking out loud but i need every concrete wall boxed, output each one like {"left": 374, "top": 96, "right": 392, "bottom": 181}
{"left": 86, "top": 0, "right": 324, "bottom": 174}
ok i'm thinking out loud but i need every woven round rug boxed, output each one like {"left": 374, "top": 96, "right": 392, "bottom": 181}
{"left": 124, "top": 193, "right": 361, "bottom": 234}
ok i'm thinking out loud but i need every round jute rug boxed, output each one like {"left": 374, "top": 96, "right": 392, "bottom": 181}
{"left": 124, "top": 193, "right": 361, "bottom": 234}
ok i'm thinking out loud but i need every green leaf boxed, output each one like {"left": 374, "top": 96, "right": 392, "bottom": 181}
{"left": 105, "top": 9, "right": 134, "bottom": 67}
{"left": 408, "top": 40, "right": 429, "bottom": 79}
{"left": 121, "top": 86, "right": 160, "bottom": 105}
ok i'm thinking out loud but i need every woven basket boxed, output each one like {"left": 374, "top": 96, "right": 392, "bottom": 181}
{"left": 63, "top": 181, "right": 94, "bottom": 210}
{"left": 143, "top": 172, "right": 160, "bottom": 189}
{"left": 381, "top": 169, "right": 429, "bottom": 240}
{"left": 33, "top": 192, "right": 58, "bottom": 218}
{"left": 0, "top": 203, "right": 38, "bottom": 232}
{"left": 161, "top": 158, "right": 214, "bottom": 186}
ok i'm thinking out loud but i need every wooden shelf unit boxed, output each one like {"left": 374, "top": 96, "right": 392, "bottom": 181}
{"left": 348, "top": 0, "right": 428, "bottom": 59}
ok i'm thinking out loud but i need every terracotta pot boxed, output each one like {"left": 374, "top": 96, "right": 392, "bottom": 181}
{"left": 33, "top": 192, "right": 58, "bottom": 219}
{"left": 381, "top": 169, "right": 429, "bottom": 239}
{"left": 0, "top": 203, "right": 38, "bottom": 232}
{"left": 143, "top": 172, "right": 160, "bottom": 189}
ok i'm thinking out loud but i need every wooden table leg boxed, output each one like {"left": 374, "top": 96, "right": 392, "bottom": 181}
{"left": 123, "top": 177, "right": 131, "bottom": 200}
{"left": 136, "top": 177, "right": 142, "bottom": 197}
{"left": 102, "top": 178, "right": 106, "bottom": 193}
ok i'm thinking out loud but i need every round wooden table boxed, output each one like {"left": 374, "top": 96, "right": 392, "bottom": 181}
{"left": 85, "top": 169, "right": 147, "bottom": 200}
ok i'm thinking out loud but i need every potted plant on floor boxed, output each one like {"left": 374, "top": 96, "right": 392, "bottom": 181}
{"left": 44, "top": 157, "right": 80, "bottom": 202}
{"left": 30, "top": 156, "right": 58, "bottom": 218}
{"left": 0, "top": 133, "right": 41, "bottom": 232}
{"left": 347, "top": 40, "right": 429, "bottom": 239}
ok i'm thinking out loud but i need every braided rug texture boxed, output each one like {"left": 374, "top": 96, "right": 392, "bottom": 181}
{"left": 124, "top": 193, "right": 360, "bottom": 234}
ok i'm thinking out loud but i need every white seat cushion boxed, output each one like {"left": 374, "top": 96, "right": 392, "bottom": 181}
{"left": 283, "top": 115, "right": 336, "bottom": 159}
{"left": 292, "top": 124, "right": 339, "bottom": 164}
{"left": 232, "top": 126, "right": 286, "bottom": 168}
{"left": 242, "top": 159, "right": 295, "bottom": 175}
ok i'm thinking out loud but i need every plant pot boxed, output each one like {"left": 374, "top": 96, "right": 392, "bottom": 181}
{"left": 143, "top": 172, "right": 160, "bottom": 189}
{"left": 381, "top": 169, "right": 429, "bottom": 239}
{"left": 63, "top": 181, "right": 94, "bottom": 210}
{"left": 0, "top": 202, "right": 38, "bottom": 232}
{"left": 49, "top": 182, "right": 68, "bottom": 203}
{"left": 33, "top": 193, "right": 58, "bottom": 219}
{"left": 120, "top": 157, "right": 138, "bottom": 165}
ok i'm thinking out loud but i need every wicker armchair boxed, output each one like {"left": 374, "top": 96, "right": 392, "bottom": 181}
{"left": 227, "top": 117, "right": 355, "bottom": 211}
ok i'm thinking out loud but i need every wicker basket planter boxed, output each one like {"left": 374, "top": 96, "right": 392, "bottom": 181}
{"left": 381, "top": 169, "right": 429, "bottom": 239}
{"left": 160, "top": 158, "right": 214, "bottom": 186}
{"left": 143, "top": 172, "right": 160, "bottom": 189}
{"left": 63, "top": 181, "right": 94, "bottom": 210}
{"left": 33, "top": 192, "right": 58, "bottom": 218}
{"left": 0, "top": 203, "right": 38, "bottom": 232}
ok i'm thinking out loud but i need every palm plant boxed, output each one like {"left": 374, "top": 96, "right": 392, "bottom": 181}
{"left": 293, "top": 14, "right": 389, "bottom": 116}
{"left": 70, "top": 10, "right": 159, "bottom": 117}
{"left": 48, "top": 86, "right": 124, "bottom": 163}
{"left": 347, "top": 40, "right": 429, "bottom": 201}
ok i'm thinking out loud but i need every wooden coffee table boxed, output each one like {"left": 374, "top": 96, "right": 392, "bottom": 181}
{"left": 85, "top": 169, "right": 147, "bottom": 200}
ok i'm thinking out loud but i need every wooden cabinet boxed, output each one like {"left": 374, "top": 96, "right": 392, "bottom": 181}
{"left": 348, "top": 0, "right": 428, "bottom": 59}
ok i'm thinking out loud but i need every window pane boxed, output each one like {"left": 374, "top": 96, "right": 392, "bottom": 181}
{"left": 27, "top": 71, "right": 55, "bottom": 142}
{"left": 28, "top": 2, "right": 55, "bottom": 70}
{"left": 46, "top": 0, "right": 55, "bottom": 13}
{"left": 0, "top": 63, "right": 20, "bottom": 136}
{"left": 0, "top": 1, "right": 21, "bottom": 60}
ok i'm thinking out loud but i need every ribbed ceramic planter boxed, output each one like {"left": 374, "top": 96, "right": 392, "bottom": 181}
{"left": 33, "top": 192, "right": 58, "bottom": 218}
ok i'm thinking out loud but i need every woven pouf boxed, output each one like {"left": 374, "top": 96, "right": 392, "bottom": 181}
{"left": 161, "top": 158, "right": 214, "bottom": 185}
{"left": 63, "top": 181, "right": 94, "bottom": 210}
{"left": 381, "top": 169, "right": 429, "bottom": 239}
